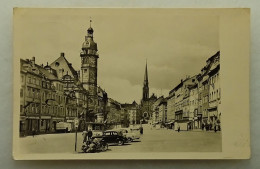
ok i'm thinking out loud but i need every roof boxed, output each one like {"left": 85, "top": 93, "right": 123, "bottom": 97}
{"left": 206, "top": 51, "right": 220, "bottom": 63}
{"left": 20, "top": 58, "right": 58, "bottom": 80}
{"left": 50, "top": 53, "right": 79, "bottom": 80}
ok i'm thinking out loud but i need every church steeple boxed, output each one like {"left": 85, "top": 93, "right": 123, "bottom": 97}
{"left": 144, "top": 59, "right": 148, "bottom": 86}
{"left": 142, "top": 60, "right": 149, "bottom": 100}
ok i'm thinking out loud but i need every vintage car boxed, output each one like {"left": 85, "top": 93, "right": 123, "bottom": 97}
{"left": 116, "top": 128, "right": 140, "bottom": 142}
{"left": 93, "top": 130, "right": 127, "bottom": 145}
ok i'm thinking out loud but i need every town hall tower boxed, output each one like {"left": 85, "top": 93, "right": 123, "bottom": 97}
{"left": 80, "top": 20, "right": 98, "bottom": 96}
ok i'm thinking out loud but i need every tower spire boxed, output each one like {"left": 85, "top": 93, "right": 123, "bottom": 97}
{"left": 144, "top": 59, "right": 148, "bottom": 85}
{"left": 142, "top": 60, "right": 149, "bottom": 100}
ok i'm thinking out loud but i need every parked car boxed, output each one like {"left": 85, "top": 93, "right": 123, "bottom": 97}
{"left": 97, "top": 130, "right": 127, "bottom": 145}
{"left": 56, "top": 122, "right": 72, "bottom": 133}
{"left": 117, "top": 128, "right": 140, "bottom": 142}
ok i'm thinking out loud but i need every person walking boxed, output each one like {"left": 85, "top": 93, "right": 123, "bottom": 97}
{"left": 177, "top": 125, "right": 180, "bottom": 132}
{"left": 87, "top": 129, "right": 93, "bottom": 141}
{"left": 82, "top": 131, "right": 87, "bottom": 143}
{"left": 32, "top": 127, "right": 36, "bottom": 137}
{"left": 140, "top": 126, "right": 143, "bottom": 134}
{"left": 214, "top": 123, "right": 217, "bottom": 132}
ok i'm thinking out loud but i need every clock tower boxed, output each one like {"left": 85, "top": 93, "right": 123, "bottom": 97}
{"left": 80, "top": 20, "right": 98, "bottom": 97}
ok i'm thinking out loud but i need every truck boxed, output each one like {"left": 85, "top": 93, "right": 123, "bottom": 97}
{"left": 56, "top": 122, "right": 72, "bottom": 133}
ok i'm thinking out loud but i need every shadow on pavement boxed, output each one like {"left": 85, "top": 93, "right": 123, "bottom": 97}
{"left": 108, "top": 143, "right": 132, "bottom": 146}
{"left": 131, "top": 140, "right": 141, "bottom": 143}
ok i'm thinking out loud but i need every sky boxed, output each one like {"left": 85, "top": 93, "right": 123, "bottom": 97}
{"left": 15, "top": 8, "right": 219, "bottom": 104}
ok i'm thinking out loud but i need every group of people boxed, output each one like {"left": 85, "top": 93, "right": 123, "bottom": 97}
{"left": 202, "top": 123, "right": 220, "bottom": 132}
{"left": 82, "top": 129, "right": 93, "bottom": 143}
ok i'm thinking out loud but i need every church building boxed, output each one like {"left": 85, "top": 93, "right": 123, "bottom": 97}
{"left": 140, "top": 61, "right": 157, "bottom": 123}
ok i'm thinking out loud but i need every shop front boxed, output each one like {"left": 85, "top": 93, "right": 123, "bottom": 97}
{"left": 51, "top": 117, "right": 64, "bottom": 132}
{"left": 26, "top": 116, "right": 40, "bottom": 135}
{"left": 40, "top": 116, "right": 51, "bottom": 133}
{"left": 66, "top": 117, "right": 77, "bottom": 131}
{"left": 19, "top": 116, "right": 27, "bottom": 137}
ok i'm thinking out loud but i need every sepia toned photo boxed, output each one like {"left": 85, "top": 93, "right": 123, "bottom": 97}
{"left": 13, "top": 8, "right": 250, "bottom": 160}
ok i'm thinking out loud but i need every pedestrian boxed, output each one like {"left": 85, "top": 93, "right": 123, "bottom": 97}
{"left": 202, "top": 123, "right": 205, "bottom": 131}
{"left": 32, "top": 127, "right": 36, "bottom": 137}
{"left": 87, "top": 129, "right": 93, "bottom": 141}
{"left": 209, "top": 123, "right": 212, "bottom": 130}
{"left": 140, "top": 126, "right": 143, "bottom": 134}
{"left": 82, "top": 131, "right": 87, "bottom": 143}
{"left": 177, "top": 125, "right": 180, "bottom": 132}
{"left": 214, "top": 124, "right": 217, "bottom": 133}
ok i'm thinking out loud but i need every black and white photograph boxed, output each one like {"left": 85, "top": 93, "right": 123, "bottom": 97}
{"left": 13, "top": 8, "right": 250, "bottom": 160}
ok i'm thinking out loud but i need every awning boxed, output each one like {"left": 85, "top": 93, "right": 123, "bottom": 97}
{"left": 52, "top": 117, "right": 64, "bottom": 120}
{"left": 41, "top": 116, "right": 51, "bottom": 119}
{"left": 208, "top": 106, "right": 217, "bottom": 111}
{"left": 20, "top": 116, "right": 27, "bottom": 120}
{"left": 175, "top": 110, "right": 183, "bottom": 115}
{"left": 27, "top": 116, "right": 40, "bottom": 119}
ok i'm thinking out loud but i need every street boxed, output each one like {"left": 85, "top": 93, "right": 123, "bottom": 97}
{"left": 19, "top": 124, "right": 222, "bottom": 154}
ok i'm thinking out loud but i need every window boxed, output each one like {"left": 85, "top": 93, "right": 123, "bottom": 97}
{"left": 104, "top": 132, "right": 111, "bottom": 136}
{"left": 28, "top": 76, "right": 31, "bottom": 83}
{"left": 113, "top": 132, "right": 118, "bottom": 136}
{"left": 27, "top": 87, "right": 30, "bottom": 97}
{"left": 41, "top": 120, "right": 44, "bottom": 126}
{"left": 20, "top": 105, "right": 23, "bottom": 113}
{"left": 32, "top": 89, "right": 35, "bottom": 98}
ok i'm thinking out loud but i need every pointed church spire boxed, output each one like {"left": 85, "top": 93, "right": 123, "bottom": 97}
{"left": 144, "top": 59, "right": 148, "bottom": 86}
{"left": 143, "top": 60, "right": 149, "bottom": 100}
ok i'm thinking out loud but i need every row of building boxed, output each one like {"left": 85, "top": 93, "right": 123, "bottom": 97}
{"left": 150, "top": 51, "right": 221, "bottom": 130}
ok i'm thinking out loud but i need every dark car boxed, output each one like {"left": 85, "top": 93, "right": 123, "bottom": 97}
{"left": 100, "top": 130, "right": 127, "bottom": 145}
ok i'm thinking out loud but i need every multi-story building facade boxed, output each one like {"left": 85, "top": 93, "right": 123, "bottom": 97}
{"left": 208, "top": 52, "right": 221, "bottom": 128}
{"left": 168, "top": 51, "right": 220, "bottom": 131}
{"left": 188, "top": 84, "right": 199, "bottom": 129}
{"left": 121, "top": 101, "right": 138, "bottom": 126}
{"left": 151, "top": 96, "right": 164, "bottom": 125}
{"left": 158, "top": 99, "right": 167, "bottom": 124}
{"left": 166, "top": 93, "right": 175, "bottom": 123}
{"left": 172, "top": 81, "right": 184, "bottom": 125}
{"left": 20, "top": 58, "right": 42, "bottom": 136}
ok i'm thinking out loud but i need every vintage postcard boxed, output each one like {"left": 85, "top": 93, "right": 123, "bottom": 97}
{"left": 13, "top": 8, "right": 250, "bottom": 160}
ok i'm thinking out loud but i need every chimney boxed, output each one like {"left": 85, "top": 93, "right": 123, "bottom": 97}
{"left": 31, "top": 57, "right": 35, "bottom": 66}
{"left": 61, "top": 52, "right": 65, "bottom": 57}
